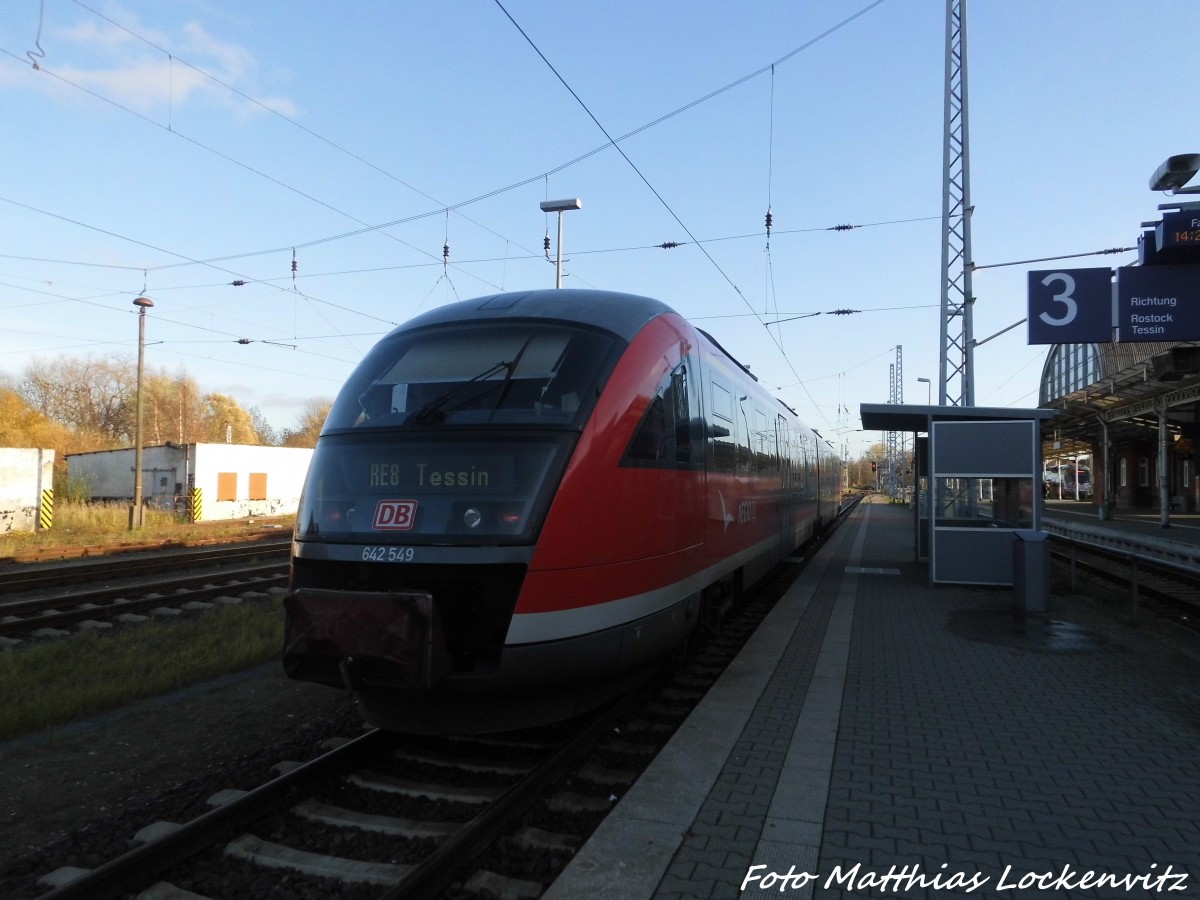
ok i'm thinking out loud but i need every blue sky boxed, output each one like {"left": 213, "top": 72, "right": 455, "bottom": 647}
{"left": 0, "top": 1, "right": 1194, "bottom": 456}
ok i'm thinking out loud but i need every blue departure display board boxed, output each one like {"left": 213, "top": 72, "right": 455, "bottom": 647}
{"left": 1115, "top": 265, "right": 1200, "bottom": 341}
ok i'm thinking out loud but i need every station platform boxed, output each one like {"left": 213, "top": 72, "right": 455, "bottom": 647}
{"left": 1045, "top": 498, "right": 1200, "bottom": 545}
{"left": 544, "top": 496, "right": 1200, "bottom": 899}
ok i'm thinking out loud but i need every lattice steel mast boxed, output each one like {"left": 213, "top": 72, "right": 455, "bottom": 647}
{"left": 938, "top": 0, "right": 975, "bottom": 406}
{"left": 887, "top": 345, "right": 903, "bottom": 496}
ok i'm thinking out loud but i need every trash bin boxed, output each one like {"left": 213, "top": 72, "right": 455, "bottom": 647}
{"left": 1012, "top": 530, "right": 1049, "bottom": 612}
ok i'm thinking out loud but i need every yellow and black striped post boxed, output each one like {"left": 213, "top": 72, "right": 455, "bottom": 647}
{"left": 189, "top": 487, "right": 203, "bottom": 523}
{"left": 38, "top": 489, "right": 53, "bottom": 530}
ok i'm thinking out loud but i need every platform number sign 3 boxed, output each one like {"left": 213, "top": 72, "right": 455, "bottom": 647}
{"left": 1037, "top": 272, "right": 1078, "bottom": 327}
{"left": 1026, "top": 268, "right": 1112, "bottom": 345}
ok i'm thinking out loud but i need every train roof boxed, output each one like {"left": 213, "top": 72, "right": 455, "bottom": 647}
{"left": 393, "top": 289, "right": 676, "bottom": 343}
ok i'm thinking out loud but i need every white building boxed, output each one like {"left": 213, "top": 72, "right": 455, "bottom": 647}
{"left": 0, "top": 448, "right": 54, "bottom": 532}
{"left": 67, "top": 443, "right": 313, "bottom": 522}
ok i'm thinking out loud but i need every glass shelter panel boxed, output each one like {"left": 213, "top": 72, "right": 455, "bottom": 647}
{"left": 934, "top": 477, "right": 1033, "bottom": 529}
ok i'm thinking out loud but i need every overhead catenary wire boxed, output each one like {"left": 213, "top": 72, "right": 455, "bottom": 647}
{"left": 67, "top": 0, "right": 540, "bottom": 260}
{"left": 3, "top": 0, "right": 904, "bottom": 368}
{"left": 972, "top": 246, "right": 1135, "bottom": 270}
{"left": 0, "top": 0, "right": 916, "bottom": 393}
{"left": 0, "top": 212, "right": 951, "bottom": 281}
{"left": 19, "top": 0, "right": 897, "bottom": 277}
{"left": 0, "top": 44, "right": 506, "bottom": 296}
{"left": 494, "top": 0, "right": 749, "bottom": 304}
{"left": 495, "top": 0, "right": 894, "bottom": 426}
{"left": 5, "top": 0, "right": 960, "bottom": 425}
{"left": 764, "top": 63, "right": 780, "bottom": 346}
{"left": 0, "top": 194, "right": 399, "bottom": 328}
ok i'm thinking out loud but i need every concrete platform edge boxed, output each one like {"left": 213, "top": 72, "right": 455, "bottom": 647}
{"left": 542, "top": 505, "right": 864, "bottom": 900}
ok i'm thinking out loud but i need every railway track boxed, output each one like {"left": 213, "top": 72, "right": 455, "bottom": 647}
{"left": 35, "top": 707, "right": 633, "bottom": 900}
{"left": 28, "top": 644, "right": 740, "bottom": 900}
{"left": 0, "top": 539, "right": 291, "bottom": 594}
{"left": 0, "top": 540, "right": 291, "bottom": 639}
{"left": 1048, "top": 535, "right": 1200, "bottom": 629}
{"left": 10, "top": 501, "right": 856, "bottom": 900}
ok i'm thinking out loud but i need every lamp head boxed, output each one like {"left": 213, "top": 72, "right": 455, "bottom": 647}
{"left": 1150, "top": 154, "right": 1200, "bottom": 193}
{"left": 132, "top": 296, "right": 154, "bottom": 309}
{"left": 540, "top": 198, "right": 582, "bottom": 212}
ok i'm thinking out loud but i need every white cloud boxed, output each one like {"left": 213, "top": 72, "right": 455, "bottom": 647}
{"left": 14, "top": 7, "right": 296, "bottom": 118}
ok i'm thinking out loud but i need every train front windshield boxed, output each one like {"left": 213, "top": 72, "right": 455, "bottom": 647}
{"left": 324, "top": 323, "right": 615, "bottom": 431}
{"left": 298, "top": 322, "right": 617, "bottom": 544}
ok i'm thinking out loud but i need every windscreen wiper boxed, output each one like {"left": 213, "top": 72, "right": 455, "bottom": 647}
{"left": 410, "top": 360, "right": 512, "bottom": 424}
{"left": 486, "top": 338, "right": 535, "bottom": 422}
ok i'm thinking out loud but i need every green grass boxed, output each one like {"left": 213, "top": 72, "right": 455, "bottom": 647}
{"left": 0, "top": 501, "right": 293, "bottom": 559}
{"left": 0, "top": 596, "right": 285, "bottom": 743}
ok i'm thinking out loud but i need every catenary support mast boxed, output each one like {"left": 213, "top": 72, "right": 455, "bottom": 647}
{"left": 938, "top": 0, "right": 974, "bottom": 406}
{"left": 887, "top": 345, "right": 903, "bottom": 497}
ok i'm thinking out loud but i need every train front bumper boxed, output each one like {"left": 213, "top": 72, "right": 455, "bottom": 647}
{"left": 283, "top": 588, "right": 452, "bottom": 690}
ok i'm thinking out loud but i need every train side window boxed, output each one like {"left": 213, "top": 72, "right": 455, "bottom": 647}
{"left": 623, "top": 362, "right": 692, "bottom": 468}
{"left": 711, "top": 381, "right": 733, "bottom": 420}
{"left": 754, "top": 408, "right": 774, "bottom": 471}
{"left": 709, "top": 379, "right": 736, "bottom": 472}
{"left": 778, "top": 415, "right": 791, "bottom": 485}
{"left": 735, "top": 396, "right": 753, "bottom": 472}
{"left": 670, "top": 365, "right": 692, "bottom": 465}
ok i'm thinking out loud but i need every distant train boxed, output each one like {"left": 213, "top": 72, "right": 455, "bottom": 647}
{"left": 283, "top": 289, "right": 842, "bottom": 733}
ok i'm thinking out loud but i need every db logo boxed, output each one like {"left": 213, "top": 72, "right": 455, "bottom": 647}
{"left": 373, "top": 499, "right": 417, "bottom": 531}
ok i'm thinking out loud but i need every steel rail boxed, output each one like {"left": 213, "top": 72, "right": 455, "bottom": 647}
{"left": 36, "top": 728, "right": 389, "bottom": 900}
{"left": 0, "top": 563, "right": 288, "bottom": 637}
{"left": 1043, "top": 517, "right": 1200, "bottom": 574}
{"left": 1047, "top": 533, "right": 1200, "bottom": 626}
{"left": 379, "top": 695, "right": 640, "bottom": 900}
{"left": 0, "top": 540, "right": 291, "bottom": 594}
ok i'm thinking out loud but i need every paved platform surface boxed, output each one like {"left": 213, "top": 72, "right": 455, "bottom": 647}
{"left": 544, "top": 497, "right": 1200, "bottom": 899}
{"left": 1045, "top": 499, "right": 1200, "bottom": 544}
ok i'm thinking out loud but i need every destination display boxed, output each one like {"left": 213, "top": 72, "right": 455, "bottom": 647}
{"left": 365, "top": 456, "right": 515, "bottom": 492}
{"left": 1156, "top": 211, "right": 1200, "bottom": 260}
{"left": 1026, "top": 208, "right": 1200, "bottom": 345}
{"left": 1115, "top": 265, "right": 1200, "bottom": 342}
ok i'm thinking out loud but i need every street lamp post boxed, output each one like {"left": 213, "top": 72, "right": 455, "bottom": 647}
{"left": 540, "top": 198, "right": 582, "bottom": 288}
{"left": 917, "top": 376, "right": 932, "bottom": 405}
{"left": 130, "top": 296, "right": 154, "bottom": 529}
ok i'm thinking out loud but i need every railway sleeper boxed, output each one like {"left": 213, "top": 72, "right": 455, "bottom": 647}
{"left": 291, "top": 798, "right": 457, "bottom": 838}
{"left": 463, "top": 869, "right": 545, "bottom": 900}
{"left": 224, "top": 833, "right": 411, "bottom": 886}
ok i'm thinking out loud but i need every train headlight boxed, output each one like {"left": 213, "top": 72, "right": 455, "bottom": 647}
{"left": 463, "top": 507, "right": 483, "bottom": 529}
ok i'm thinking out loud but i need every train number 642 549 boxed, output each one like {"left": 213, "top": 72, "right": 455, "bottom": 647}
{"left": 362, "top": 546, "right": 416, "bottom": 562}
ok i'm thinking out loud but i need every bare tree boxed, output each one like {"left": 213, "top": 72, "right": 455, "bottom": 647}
{"left": 280, "top": 398, "right": 333, "bottom": 448}
{"left": 19, "top": 356, "right": 135, "bottom": 442}
{"left": 247, "top": 406, "right": 279, "bottom": 446}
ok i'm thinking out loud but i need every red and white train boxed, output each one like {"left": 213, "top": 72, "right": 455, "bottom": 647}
{"left": 284, "top": 289, "right": 841, "bottom": 732}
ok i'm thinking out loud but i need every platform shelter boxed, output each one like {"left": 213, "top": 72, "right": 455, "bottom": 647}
{"left": 859, "top": 403, "right": 1058, "bottom": 586}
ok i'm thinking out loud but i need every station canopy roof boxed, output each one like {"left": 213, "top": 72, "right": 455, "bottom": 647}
{"left": 1040, "top": 340, "right": 1200, "bottom": 457}
{"left": 859, "top": 403, "right": 1058, "bottom": 434}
